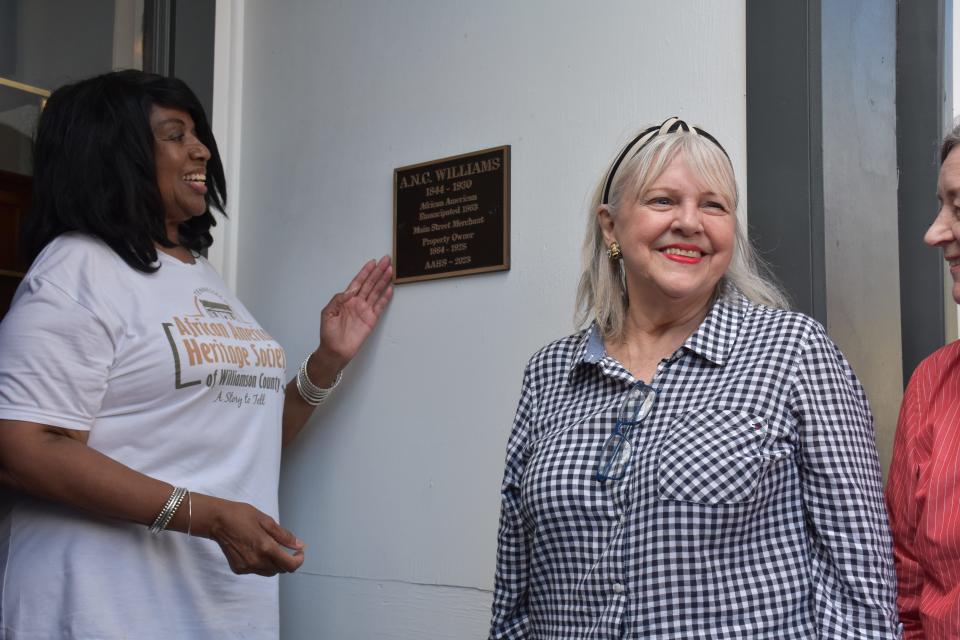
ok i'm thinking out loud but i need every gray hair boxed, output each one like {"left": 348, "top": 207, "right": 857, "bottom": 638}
{"left": 575, "top": 128, "right": 790, "bottom": 341}
{"left": 942, "top": 118, "right": 960, "bottom": 162}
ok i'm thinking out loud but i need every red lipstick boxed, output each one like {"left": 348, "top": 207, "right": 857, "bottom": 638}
{"left": 659, "top": 244, "right": 704, "bottom": 265}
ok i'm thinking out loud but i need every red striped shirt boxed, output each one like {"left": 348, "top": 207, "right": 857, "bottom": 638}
{"left": 887, "top": 340, "right": 960, "bottom": 639}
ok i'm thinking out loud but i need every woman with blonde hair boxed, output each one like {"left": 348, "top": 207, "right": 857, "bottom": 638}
{"left": 490, "top": 118, "right": 900, "bottom": 638}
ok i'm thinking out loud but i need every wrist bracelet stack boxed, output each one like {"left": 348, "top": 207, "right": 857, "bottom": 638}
{"left": 296, "top": 354, "right": 342, "bottom": 406}
{"left": 150, "top": 486, "right": 188, "bottom": 534}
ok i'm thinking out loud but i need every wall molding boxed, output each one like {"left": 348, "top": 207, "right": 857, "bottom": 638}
{"left": 208, "top": 0, "right": 244, "bottom": 291}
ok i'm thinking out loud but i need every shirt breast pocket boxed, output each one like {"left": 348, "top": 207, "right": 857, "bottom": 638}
{"left": 658, "top": 407, "right": 787, "bottom": 505}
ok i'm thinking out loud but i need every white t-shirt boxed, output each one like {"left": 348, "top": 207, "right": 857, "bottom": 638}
{"left": 0, "top": 233, "right": 287, "bottom": 639}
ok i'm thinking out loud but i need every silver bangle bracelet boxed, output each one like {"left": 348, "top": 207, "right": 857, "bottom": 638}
{"left": 296, "top": 354, "right": 342, "bottom": 406}
{"left": 150, "top": 486, "right": 188, "bottom": 534}
{"left": 149, "top": 488, "right": 180, "bottom": 533}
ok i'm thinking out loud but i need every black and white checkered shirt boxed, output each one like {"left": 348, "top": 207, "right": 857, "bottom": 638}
{"left": 490, "top": 291, "right": 901, "bottom": 639}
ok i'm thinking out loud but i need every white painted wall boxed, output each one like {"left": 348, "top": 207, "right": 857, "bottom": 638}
{"left": 229, "top": 2, "right": 747, "bottom": 637}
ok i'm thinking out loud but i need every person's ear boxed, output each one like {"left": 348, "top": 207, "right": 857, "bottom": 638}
{"left": 597, "top": 205, "right": 617, "bottom": 245}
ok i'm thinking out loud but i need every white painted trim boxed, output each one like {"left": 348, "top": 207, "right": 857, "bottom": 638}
{"left": 208, "top": 0, "right": 244, "bottom": 291}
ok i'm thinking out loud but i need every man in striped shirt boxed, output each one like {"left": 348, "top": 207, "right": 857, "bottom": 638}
{"left": 886, "top": 121, "right": 960, "bottom": 639}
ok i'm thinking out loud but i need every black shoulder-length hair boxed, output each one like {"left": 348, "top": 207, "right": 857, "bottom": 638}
{"left": 22, "top": 70, "right": 227, "bottom": 273}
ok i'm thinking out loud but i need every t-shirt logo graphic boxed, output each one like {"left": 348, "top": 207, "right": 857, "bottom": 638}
{"left": 199, "top": 298, "right": 236, "bottom": 319}
{"left": 161, "top": 289, "right": 284, "bottom": 392}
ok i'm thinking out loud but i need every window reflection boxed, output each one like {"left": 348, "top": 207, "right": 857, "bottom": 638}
{"left": 0, "top": 0, "right": 144, "bottom": 176}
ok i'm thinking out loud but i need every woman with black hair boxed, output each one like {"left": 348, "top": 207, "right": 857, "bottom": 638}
{"left": 0, "top": 70, "right": 392, "bottom": 638}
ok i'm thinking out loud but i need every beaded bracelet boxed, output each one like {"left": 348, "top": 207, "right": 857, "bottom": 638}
{"left": 295, "top": 355, "right": 342, "bottom": 406}
{"left": 149, "top": 486, "right": 188, "bottom": 534}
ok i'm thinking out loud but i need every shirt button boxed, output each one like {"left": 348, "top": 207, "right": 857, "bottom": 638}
{"left": 612, "top": 582, "right": 625, "bottom": 594}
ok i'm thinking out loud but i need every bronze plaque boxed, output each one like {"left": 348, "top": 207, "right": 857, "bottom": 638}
{"left": 393, "top": 145, "right": 510, "bottom": 283}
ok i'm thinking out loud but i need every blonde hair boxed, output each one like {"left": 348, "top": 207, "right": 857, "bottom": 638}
{"left": 575, "top": 129, "right": 789, "bottom": 340}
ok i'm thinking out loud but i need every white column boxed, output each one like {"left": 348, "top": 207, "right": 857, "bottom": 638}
{"left": 207, "top": 0, "right": 244, "bottom": 291}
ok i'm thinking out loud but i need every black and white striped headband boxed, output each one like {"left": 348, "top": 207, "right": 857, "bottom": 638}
{"left": 600, "top": 117, "right": 730, "bottom": 205}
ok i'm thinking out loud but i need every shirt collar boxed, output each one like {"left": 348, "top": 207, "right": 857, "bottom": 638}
{"left": 569, "top": 288, "right": 749, "bottom": 380}
{"left": 565, "top": 325, "right": 600, "bottom": 382}
{"left": 680, "top": 288, "right": 748, "bottom": 366}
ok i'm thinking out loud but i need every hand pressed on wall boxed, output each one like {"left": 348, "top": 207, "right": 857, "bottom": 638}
{"left": 315, "top": 255, "right": 393, "bottom": 374}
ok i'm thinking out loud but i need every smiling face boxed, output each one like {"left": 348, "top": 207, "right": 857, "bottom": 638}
{"left": 926, "top": 146, "right": 960, "bottom": 304}
{"left": 150, "top": 105, "right": 210, "bottom": 239}
{"left": 599, "top": 151, "right": 735, "bottom": 312}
